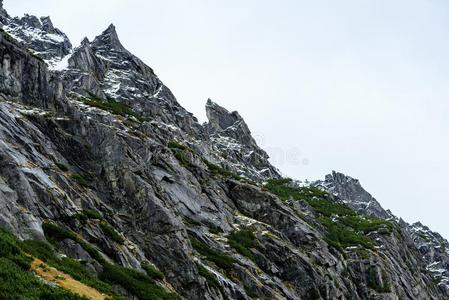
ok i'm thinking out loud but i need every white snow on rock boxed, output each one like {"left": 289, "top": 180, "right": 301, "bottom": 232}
{"left": 48, "top": 51, "right": 72, "bottom": 71}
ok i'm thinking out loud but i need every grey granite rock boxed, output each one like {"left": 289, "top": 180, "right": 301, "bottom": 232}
{"left": 314, "top": 171, "right": 392, "bottom": 219}
{"left": 0, "top": 3, "right": 448, "bottom": 299}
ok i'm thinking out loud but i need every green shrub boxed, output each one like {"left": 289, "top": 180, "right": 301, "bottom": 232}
{"left": 100, "top": 263, "right": 179, "bottom": 300}
{"left": 20, "top": 240, "right": 57, "bottom": 262}
{"left": 73, "top": 213, "right": 89, "bottom": 224}
{"left": 0, "top": 230, "right": 33, "bottom": 270}
{"left": 265, "top": 178, "right": 328, "bottom": 201}
{"left": 73, "top": 209, "right": 102, "bottom": 224}
{"left": 172, "top": 150, "right": 195, "bottom": 169}
{"left": 306, "top": 197, "right": 355, "bottom": 217}
{"left": 83, "top": 96, "right": 149, "bottom": 123}
{"left": 70, "top": 173, "right": 88, "bottom": 187}
{"left": 168, "top": 141, "right": 192, "bottom": 152}
{"left": 191, "top": 238, "right": 235, "bottom": 271}
{"left": 142, "top": 262, "right": 164, "bottom": 280}
{"left": 56, "top": 162, "right": 69, "bottom": 172}
{"left": 204, "top": 161, "right": 241, "bottom": 180}
{"left": 99, "top": 221, "right": 124, "bottom": 244}
{"left": 227, "top": 230, "right": 257, "bottom": 261}
{"left": 319, "top": 217, "right": 374, "bottom": 250}
{"left": 42, "top": 222, "right": 78, "bottom": 241}
{"left": 82, "top": 209, "right": 102, "bottom": 220}
{"left": 167, "top": 140, "right": 196, "bottom": 169}
{"left": 341, "top": 215, "right": 393, "bottom": 234}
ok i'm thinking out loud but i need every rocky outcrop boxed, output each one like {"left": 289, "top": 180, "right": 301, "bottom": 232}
{"left": 315, "top": 171, "right": 392, "bottom": 219}
{"left": 316, "top": 171, "right": 449, "bottom": 297}
{"left": 0, "top": 2, "right": 448, "bottom": 300}
{"left": 0, "top": 30, "right": 64, "bottom": 109}
{"left": 1, "top": 11, "right": 71, "bottom": 63}
{"left": 204, "top": 99, "right": 280, "bottom": 180}
{"left": 408, "top": 222, "right": 449, "bottom": 294}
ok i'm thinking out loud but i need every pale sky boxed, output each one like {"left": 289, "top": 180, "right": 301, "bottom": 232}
{"left": 5, "top": 0, "right": 449, "bottom": 238}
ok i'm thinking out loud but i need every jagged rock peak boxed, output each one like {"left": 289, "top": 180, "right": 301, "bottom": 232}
{"left": 19, "top": 14, "right": 42, "bottom": 28}
{"left": 205, "top": 98, "right": 244, "bottom": 131}
{"left": 81, "top": 37, "right": 90, "bottom": 45}
{"left": 92, "top": 23, "right": 124, "bottom": 51}
{"left": 1, "top": 6, "right": 72, "bottom": 61}
{"left": 204, "top": 99, "right": 280, "bottom": 179}
{"left": 315, "top": 171, "right": 392, "bottom": 219}
{"left": 40, "top": 16, "right": 54, "bottom": 32}
{"left": 325, "top": 171, "right": 360, "bottom": 185}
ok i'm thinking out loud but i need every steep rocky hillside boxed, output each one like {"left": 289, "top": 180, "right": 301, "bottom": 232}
{"left": 0, "top": 2, "right": 448, "bottom": 299}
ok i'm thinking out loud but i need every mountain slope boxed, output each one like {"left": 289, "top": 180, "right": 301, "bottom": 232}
{"left": 0, "top": 2, "right": 448, "bottom": 299}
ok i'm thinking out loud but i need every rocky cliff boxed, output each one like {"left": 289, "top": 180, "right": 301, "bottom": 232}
{"left": 0, "top": 3, "right": 448, "bottom": 300}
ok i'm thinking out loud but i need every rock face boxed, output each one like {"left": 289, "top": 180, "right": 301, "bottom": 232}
{"left": 1, "top": 11, "right": 71, "bottom": 64}
{"left": 408, "top": 222, "right": 449, "bottom": 294}
{"left": 314, "top": 171, "right": 392, "bottom": 219}
{"left": 0, "top": 3, "right": 448, "bottom": 300}
{"left": 204, "top": 99, "right": 280, "bottom": 180}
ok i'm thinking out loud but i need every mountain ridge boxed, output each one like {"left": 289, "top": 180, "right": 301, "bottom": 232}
{"left": 0, "top": 3, "right": 448, "bottom": 299}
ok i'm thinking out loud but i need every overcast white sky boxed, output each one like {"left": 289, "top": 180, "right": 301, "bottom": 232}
{"left": 5, "top": 0, "right": 449, "bottom": 238}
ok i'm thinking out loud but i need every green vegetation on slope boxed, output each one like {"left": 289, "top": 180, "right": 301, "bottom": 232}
{"left": 100, "top": 264, "right": 179, "bottom": 300}
{"left": 72, "top": 209, "right": 103, "bottom": 224}
{"left": 141, "top": 262, "right": 164, "bottom": 281}
{"left": 227, "top": 230, "right": 257, "bottom": 261}
{"left": 167, "top": 140, "right": 242, "bottom": 181}
{"left": 42, "top": 222, "right": 176, "bottom": 299}
{"left": 82, "top": 95, "right": 150, "bottom": 123}
{"left": 99, "top": 221, "right": 124, "bottom": 244}
{"left": 70, "top": 173, "right": 89, "bottom": 188}
{"left": 0, "top": 230, "right": 87, "bottom": 300}
{"left": 264, "top": 178, "right": 393, "bottom": 251}
{"left": 204, "top": 160, "right": 241, "bottom": 181}
{"left": 56, "top": 162, "right": 69, "bottom": 172}
{"left": 191, "top": 238, "right": 235, "bottom": 271}
{"left": 168, "top": 141, "right": 196, "bottom": 169}
{"left": 43, "top": 222, "right": 105, "bottom": 264}
{"left": 21, "top": 239, "right": 115, "bottom": 296}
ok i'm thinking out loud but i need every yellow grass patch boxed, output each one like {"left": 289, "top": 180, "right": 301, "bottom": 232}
{"left": 31, "top": 258, "right": 106, "bottom": 300}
